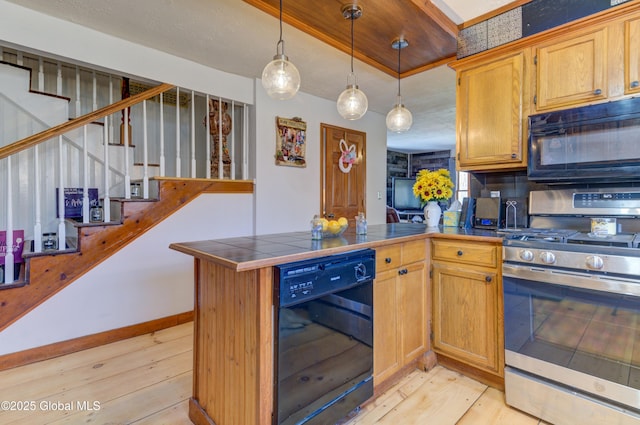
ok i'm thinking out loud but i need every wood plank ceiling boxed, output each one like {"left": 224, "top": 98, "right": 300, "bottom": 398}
{"left": 243, "top": 0, "right": 459, "bottom": 78}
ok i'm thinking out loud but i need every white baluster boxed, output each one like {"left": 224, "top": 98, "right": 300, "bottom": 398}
{"left": 56, "top": 62, "right": 62, "bottom": 96}
{"left": 205, "top": 95, "right": 211, "bottom": 179}
{"left": 75, "top": 66, "right": 81, "bottom": 117}
{"left": 124, "top": 107, "right": 131, "bottom": 199}
{"left": 159, "top": 92, "right": 165, "bottom": 176}
{"left": 218, "top": 97, "right": 223, "bottom": 179}
{"left": 175, "top": 87, "right": 181, "bottom": 177}
{"left": 191, "top": 91, "right": 196, "bottom": 178}
{"left": 33, "top": 145, "right": 42, "bottom": 253}
{"left": 92, "top": 71, "right": 97, "bottom": 111}
{"left": 231, "top": 100, "right": 235, "bottom": 179}
{"left": 0, "top": 47, "right": 3, "bottom": 61}
{"left": 108, "top": 76, "right": 115, "bottom": 142}
{"left": 16, "top": 52, "right": 23, "bottom": 66}
{"left": 38, "top": 57, "right": 44, "bottom": 91}
{"left": 142, "top": 100, "right": 149, "bottom": 199}
{"left": 243, "top": 104, "right": 249, "bottom": 180}
{"left": 103, "top": 118, "right": 111, "bottom": 222}
{"left": 82, "top": 125, "right": 89, "bottom": 223}
{"left": 57, "top": 136, "right": 66, "bottom": 251}
{"left": 5, "top": 156, "right": 14, "bottom": 284}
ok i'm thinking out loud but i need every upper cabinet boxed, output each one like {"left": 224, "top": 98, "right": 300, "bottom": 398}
{"left": 534, "top": 27, "right": 608, "bottom": 111}
{"left": 450, "top": 3, "right": 640, "bottom": 173}
{"left": 625, "top": 16, "right": 640, "bottom": 95}
{"left": 454, "top": 50, "right": 529, "bottom": 171}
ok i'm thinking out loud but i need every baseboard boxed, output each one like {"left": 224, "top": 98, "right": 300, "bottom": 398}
{"left": 0, "top": 310, "right": 194, "bottom": 371}
{"left": 436, "top": 353, "right": 505, "bottom": 391}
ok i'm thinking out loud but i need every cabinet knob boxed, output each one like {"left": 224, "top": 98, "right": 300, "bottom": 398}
{"left": 457, "top": 250, "right": 463, "bottom": 256}
{"left": 398, "top": 268, "right": 408, "bottom": 275}
{"left": 485, "top": 276, "right": 492, "bottom": 283}
{"left": 385, "top": 257, "right": 392, "bottom": 264}
{"left": 631, "top": 81, "right": 640, "bottom": 88}
{"left": 511, "top": 153, "right": 517, "bottom": 159}
{"left": 594, "top": 88, "right": 602, "bottom": 95}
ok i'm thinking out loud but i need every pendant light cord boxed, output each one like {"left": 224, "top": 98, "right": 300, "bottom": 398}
{"left": 277, "top": 0, "right": 284, "bottom": 54}
{"left": 350, "top": 12, "right": 355, "bottom": 73}
{"left": 397, "top": 42, "right": 401, "bottom": 96}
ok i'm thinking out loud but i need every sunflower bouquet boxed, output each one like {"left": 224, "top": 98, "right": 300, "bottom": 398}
{"left": 412, "top": 168, "right": 454, "bottom": 206}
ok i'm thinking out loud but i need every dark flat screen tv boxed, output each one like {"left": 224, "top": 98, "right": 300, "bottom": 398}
{"left": 392, "top": 177, "right": 422, "bottom": 211}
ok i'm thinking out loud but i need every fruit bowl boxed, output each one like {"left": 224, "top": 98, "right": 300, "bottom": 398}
{"left": 322, "top": 223, "right": 348, "bottom": 238}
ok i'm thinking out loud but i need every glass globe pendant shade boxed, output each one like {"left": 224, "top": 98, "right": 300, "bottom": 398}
{"left": 337, "top": 73, "right": 368, "bottom": 120}
{"left": 386, "top": 96, "right": 413, "bottom": 132}
{"left": 261, "top": 54, "right": 300, "bottom": 100}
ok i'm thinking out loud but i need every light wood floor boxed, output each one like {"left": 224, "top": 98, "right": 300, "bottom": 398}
{"left": 0, "top": 322, "right": 548, "bottom": 425}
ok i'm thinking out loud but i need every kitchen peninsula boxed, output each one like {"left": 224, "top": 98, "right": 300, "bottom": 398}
{"left": 169, "top": 223, "right": 501, "bottom": 425}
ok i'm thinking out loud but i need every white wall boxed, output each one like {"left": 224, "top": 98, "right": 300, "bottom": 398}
{"left": 0, "top": 193, "right": 254, "bottom": 355}
{"left": 0, "top": 0, "right": 389, "bottom": 353}
{"left": 254, "top": 81, "right": 388, "bottom": 234}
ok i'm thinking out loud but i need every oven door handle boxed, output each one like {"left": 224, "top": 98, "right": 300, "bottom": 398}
{"left": 503, "top": 263, "right": 640, "bottom": 297}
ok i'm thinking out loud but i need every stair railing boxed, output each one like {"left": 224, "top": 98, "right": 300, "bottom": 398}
{"left": 0, "top": 79, "right": 250, "bottom": 284}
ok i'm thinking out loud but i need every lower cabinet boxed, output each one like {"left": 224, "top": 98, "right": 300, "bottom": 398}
{"left": 373, "top": 240, "right": 428, "bottom": 386}
{"left": 430, "top": 238, "right": 503, "bottom": 379}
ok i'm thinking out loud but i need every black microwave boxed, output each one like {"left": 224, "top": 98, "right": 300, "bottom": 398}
{"left": 528, "top": 97, "right": 640, "bottom": 182}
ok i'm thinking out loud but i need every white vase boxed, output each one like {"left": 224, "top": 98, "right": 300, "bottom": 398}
{"left": 424, "top": 201, "right": 441, "bottom": 228}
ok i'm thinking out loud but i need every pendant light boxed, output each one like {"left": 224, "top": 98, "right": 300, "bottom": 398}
{"left": 386, "top": 38, "right": 413, "bottom": 133}
{"left": 337, "top": 4, "right": 368, "bottom": 120}
{"left": 261, "top": 0, "right": 300, "bottom": 100}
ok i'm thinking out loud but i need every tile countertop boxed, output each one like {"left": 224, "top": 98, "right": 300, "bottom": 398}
{"left": 169, "top": 223, "right": 502, "bottom": 272}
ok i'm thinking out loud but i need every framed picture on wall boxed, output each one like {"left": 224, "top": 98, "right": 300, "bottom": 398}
{"left": 275, "top": 116, "right": 306, "bottom": 167}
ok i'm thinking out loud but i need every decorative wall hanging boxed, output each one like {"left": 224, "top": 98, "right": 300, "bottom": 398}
{"left": 275, "top": 116, "right": 306, "bottom": 167}
{"left": 205, "top": 99, "right": 232, "bottom": 178}
{"left": 338, "top": 138, "right": 357, "bottom": 173}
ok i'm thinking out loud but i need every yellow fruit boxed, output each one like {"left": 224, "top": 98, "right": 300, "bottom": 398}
{"left": 337, "top": 217, "right": 348, "bottom": 227}
{"left": 320, "top": 218, "right": 329, "bottom": 231}
{"left": 328, "top": 220, "right": 342, "bottom": 234}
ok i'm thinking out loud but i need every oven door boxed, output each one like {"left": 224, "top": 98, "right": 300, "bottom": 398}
{"left": 503, "top": 264, "right": 640, "bottom": 411}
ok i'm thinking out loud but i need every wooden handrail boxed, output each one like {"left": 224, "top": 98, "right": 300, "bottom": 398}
{"left": 0, "top": 82, "right": 175, "bottom": 160}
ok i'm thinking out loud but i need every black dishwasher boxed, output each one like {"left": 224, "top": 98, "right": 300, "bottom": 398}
{"left": 273, "top": 249, "right": 375, "bottom": 425}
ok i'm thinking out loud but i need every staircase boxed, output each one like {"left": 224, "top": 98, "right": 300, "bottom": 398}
{"left": 0, "top": 51, "right": 253, "bottom": 333}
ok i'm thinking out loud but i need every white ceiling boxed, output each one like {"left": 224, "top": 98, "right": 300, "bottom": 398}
{"left": 7, "top": 0, "right": 513, "bottom": 153}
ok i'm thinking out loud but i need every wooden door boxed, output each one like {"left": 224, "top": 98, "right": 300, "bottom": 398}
{"left": 399, "top": 260, "right": 428, "bottom": 364}
{"left": 321, "top": 123, "right": 366, "bottom": 223}
{"left": 625, "top": 16, "right": 640, "bottom": 95}
{"left": 535, "top": 27, "right": 608, "bottom": 110}
{"left": 373, "top": 268, "right": 400, "bottom": 385}
{"left": 456, "top": 51, "right": 527, "bottom": 170}
{"left": 432, "top": 262, "right": 500, "bottom": 374}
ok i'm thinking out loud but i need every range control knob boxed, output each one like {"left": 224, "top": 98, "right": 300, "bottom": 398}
{"left": 539, "top": 251, "right": 556, "bottom": 264}
{"left": 586, "top": 255, "right": 604, "bottom": 270}
{"left": 518, "top": 250, "right": 534, "bottom": 261}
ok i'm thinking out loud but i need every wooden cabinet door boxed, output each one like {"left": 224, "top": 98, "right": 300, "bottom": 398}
{"left": 535, "top": 27, "right": 608, "bottom": 110}
{"left": 625, "top": 17, "right": 640, "bottom": 95}
{"left": 373, "top": 268, "right": 400, "bottom": 384}
{"left": 399, "top": 261, "right": 428, "bottom": 364}
{"left": 456, "top": 51, "right": 527, "bottom": 171}
{"left": 432, "top": 262, "right": 500, "bottom": 374}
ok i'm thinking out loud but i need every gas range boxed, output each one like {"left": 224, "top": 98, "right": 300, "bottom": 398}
{"left": 499, "top": 188, "right": 640, "bottom": 276}
{"left": 499, "top": 228, "right": 640, "bottom": 248}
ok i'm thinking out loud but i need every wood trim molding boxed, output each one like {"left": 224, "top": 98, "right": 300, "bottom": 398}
{"left": 0, "top": 82, "right": 174, "bottom": 160}
{"left": 0, "top": 311, "right": 193, "bottom": 371}
{"left": 0, "top": 179, "right": 255, "bottom": 333}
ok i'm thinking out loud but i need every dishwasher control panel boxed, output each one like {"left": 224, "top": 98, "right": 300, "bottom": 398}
{"left": 275, "top": 249, "right": 375, "bottom": 307}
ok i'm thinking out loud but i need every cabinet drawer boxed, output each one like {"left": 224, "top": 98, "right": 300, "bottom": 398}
{"left": 431, "top": 239, "right": 498, "bottom": 268}
{"left": 402, "top": 239, "right": 426, "bottom": 264}
{"left": 376, "top": 244, "right": 402, "bottom": 272}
